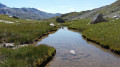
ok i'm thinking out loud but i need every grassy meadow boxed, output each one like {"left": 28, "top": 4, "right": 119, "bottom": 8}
{"left": 0, "top": 14, "right": 57, "bottom": 67}
{"left": 64, "top": 18, "right": 120, "bottom": 52}
{"left": 0, "top": 14, "right": 57, "bottom": 45}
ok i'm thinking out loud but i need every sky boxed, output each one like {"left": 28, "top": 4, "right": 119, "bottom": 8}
{"left": 0, "top": 0, "right": 117, "bottom": 14}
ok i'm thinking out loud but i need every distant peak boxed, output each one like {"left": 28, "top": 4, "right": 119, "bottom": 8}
{"left": 0, "top": 3, "right": 7, "bottom": 8}
{"left": 0, "top": 2, "right": 3, "bottom": 5}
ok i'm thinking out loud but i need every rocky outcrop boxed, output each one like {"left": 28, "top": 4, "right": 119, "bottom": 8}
{"left": 12, "top": 16, "right": 19, "bottom": 19}
{"left": 56, "top": 18, "right": 65, "bottom": 23}
{"left": 59, "top": 0, "right": 120, "bottom": 21}
{"left": 0, "top": 20, "right": 14, "bottom": 23}
{"left": 3, "top": 43, "right": 14, "bottom": 48}
{"left": 90, "top": 14, "right": 106, "bottom": 24}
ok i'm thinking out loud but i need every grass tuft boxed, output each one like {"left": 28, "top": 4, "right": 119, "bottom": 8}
{"left": 0, "top": 44, "right": 56, "bottom": 67}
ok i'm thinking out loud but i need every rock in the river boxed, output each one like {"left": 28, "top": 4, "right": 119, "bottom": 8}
{"left": 70, "top": 50, "right": 75, "bottom": 54}
{"left": 90, "top": 13, "right": 106, "bottom": 24}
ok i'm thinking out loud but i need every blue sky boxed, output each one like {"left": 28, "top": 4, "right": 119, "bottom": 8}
{"left": 0, "top": 0, "right": 117, "bottom": 14}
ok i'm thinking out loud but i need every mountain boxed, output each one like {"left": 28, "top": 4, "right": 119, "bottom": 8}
{"left": 0, "top": 3, "right": 61, "bottom": 20}
{"left": 0, "top": 3, "right": 6, "bottom": 8}
{"left": 59, "top": 0, "right": 120, "bottom": 20}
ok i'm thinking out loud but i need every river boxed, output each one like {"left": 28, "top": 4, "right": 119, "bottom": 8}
{"left": 37, "top": 27, "right": 120, "bottom": 67}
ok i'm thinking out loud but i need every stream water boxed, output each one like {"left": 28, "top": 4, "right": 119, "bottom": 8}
{"left": 37, "top": 27, "right": 120, "bottom": 67}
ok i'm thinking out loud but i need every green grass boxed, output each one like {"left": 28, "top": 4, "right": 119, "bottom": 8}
{"left": 0, "top": 44, "right": 56, "bottom": 67}
{"left": 0, "top": 14, "right": 57, "bottom": 45}
{"left": 0, "top": 14, "right": 40, "bottom": 23}
{"left": 0, "top": 14, "right": 56, "bottom": 67}
{"left": 66, "top": 18, "right": 120, "bottom": 51}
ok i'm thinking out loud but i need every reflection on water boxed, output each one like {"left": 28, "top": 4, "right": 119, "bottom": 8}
{"left": 37, "top": 27, "right": 120, "bottom": 67}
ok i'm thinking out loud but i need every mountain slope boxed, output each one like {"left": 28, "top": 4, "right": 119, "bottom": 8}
{"left": 0, "top": 3, "right": 61, "bottom": 20}
{"left": 60, "top": 0, "right": 120, "bottom": 20}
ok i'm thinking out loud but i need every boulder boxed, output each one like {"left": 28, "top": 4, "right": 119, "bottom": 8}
{"left": 90, "top": 13, "right": 106, "bottom": 24}
{"left": 56, "top": 18, "right": 65, "bottom": 23}
{"left": 50, "top": 23, "right": 55, "bottom": 27}
{"left": 3, "top": 43, "right": 14, "bottom": 48}
{"left": 113, "top": 15, "right": 119, "bottom": 19}
{"left": 13, "top": 16, "right": 19, "bottom": 19}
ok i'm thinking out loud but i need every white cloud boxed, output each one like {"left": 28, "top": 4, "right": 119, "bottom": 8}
{"left": 69, "top": 8, "right": 75, "bottom": 12}
{"left": 37, "top": 7, "right": 76, "bottom": 14}
{"left": 37, "top": 8, "right": 46, "bottom": 12}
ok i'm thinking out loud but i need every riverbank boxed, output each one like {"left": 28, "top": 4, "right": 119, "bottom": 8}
{"left": 82, "top": 35, "right": 120, "bottom": 54}
{"left": 68, "top": 27, "right": 120, "bottom": 54}
{"left": 36, "top": 27, "right": 120, "bottom": 67}
{"left": 0, "top": 44, "right": 56, "bottom": 67}
{"left": 0, "top": 14, "right": 57, "bottom": 67}
{"left": 0, "top": 26, "right": 57, "bottom": 49}
{"left": 0, "top": 22, "right": 57, "bottom": 45}
{"left": 64, "top": 19, "right": 120, "bottom": 55}
{"left": 0, "top": 14, "right": 57, "bottom": 45}
{"left": 0, "top": 14, "right": 58, "bottom": 48}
